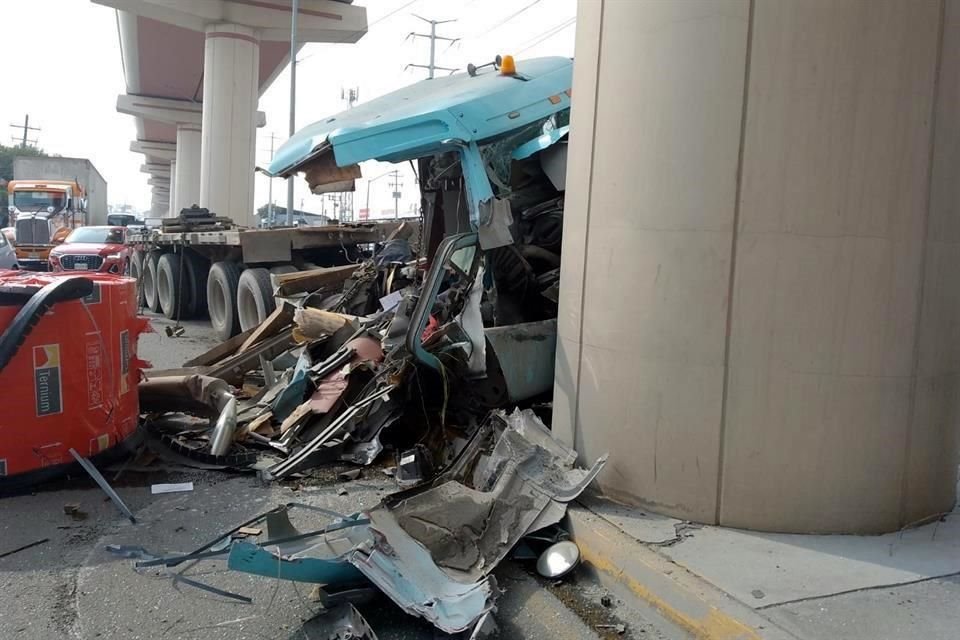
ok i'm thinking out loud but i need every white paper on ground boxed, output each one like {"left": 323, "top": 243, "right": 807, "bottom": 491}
{"left": 379, "top": 290, "right": 403, "bottom": 312}
{"left": 151, "top": 482, "right": 194, "bottom": 494}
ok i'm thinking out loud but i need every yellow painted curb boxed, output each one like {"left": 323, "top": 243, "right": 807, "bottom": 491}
{"left": 567, "top": 507, "right": 783, "bottom": 640}
{"left": 579, "top": 542, "right": 762, "bottom": 640}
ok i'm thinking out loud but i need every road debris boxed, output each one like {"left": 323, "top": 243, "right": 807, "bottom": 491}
{"left": 596, "top": 623, "right": 627, "bottom": 634}
{"left": 0, "top": 538, "right": 50, "bottom": 560}
{"left": 69, "top": 448, "right": 137, "bottom": 524}
{"left": 150, "top": 482, "right": 194, "bottom": 494}
{"left": 536, "top": 540, "right": 581, "bottom": 579}
{"left": 62, "top": 56, "right": 617, "bottom": 639}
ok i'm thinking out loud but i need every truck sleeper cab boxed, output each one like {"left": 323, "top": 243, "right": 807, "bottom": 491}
{"left": 268, "top": 55, "right": 572, "bottom": 404}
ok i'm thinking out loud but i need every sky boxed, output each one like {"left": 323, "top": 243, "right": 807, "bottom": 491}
{"left": 0, "top": 0, "right": 577, "bottom": 219}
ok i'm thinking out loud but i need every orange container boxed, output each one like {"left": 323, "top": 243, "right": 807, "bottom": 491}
{"left": 0, "top": 272, "right": 149, "bottom": 486}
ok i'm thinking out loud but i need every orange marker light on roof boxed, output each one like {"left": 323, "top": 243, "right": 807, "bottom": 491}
{"left": 500, "top": 55, "right": 517, "bottom": 75}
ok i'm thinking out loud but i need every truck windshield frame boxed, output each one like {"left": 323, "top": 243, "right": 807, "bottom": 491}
{"left": 12, "top": 191, "right": 66, "bottom": 212}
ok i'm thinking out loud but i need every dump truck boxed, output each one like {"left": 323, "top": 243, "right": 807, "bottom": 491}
{"left": 8, "top": 156, "right": 108, "bottom": 270}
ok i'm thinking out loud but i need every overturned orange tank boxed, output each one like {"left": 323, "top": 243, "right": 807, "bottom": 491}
{"left": 0, "top": 272, "right": 149, "bottom": 490}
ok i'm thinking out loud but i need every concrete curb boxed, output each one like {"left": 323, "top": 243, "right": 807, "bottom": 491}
{"left": 567, "top": 505, "right": 801, "bottom": 640}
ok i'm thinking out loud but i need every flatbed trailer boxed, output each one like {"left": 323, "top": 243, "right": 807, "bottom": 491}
{"left": 126, "top": 219, "right": 410, "bottom": 340}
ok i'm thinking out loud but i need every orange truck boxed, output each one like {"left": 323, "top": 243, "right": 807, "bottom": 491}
{"left": 6, "top": 179, "right": 88, "bottom": 270}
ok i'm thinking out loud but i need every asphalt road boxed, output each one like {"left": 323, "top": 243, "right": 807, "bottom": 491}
{"left": 0, "top": 311, "right": 677, "bottom": 640}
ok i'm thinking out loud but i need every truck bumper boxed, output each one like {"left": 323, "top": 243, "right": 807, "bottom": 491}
{"left": 17, "top": 259, "right": 49, "bottom": 272}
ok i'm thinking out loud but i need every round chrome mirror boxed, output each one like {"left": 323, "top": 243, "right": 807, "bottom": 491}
{"left": 536, "top": 540, "right": 580, "bottom": 579}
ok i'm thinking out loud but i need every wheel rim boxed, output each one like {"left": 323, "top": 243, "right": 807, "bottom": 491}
{"left": 210, "top": 278, "right": 227, "bottom": 326}
{"left": 157, "top": 266, "right": 170, "bottom": 308}
{"left": 237, "top": 286, "right": 259, "bottom": 330}
{"left": 143, "top": 263, "right": 156, "bottom": 305}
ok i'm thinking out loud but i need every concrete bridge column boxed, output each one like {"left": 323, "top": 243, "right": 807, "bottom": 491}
{"left": 175, "top": 124, "right": 202, "bottom": 215}
{"left": 168, "top": 160, "right": 177, "bottom": 218}
{"left": 200, "top": 23, "right": 259, "bottom": 227}
{"left": 555, "top": 0, "right": 960, "bottom": 533}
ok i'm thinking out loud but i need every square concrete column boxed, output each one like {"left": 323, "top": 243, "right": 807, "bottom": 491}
{"left": 555, "top": 0, "right": 960, "bottom": 533}
{"left": 175, "top": 124, "right": 201, "bottom": 215}
{"left": 200, "top": 23, "right": 259, "bottom": 227}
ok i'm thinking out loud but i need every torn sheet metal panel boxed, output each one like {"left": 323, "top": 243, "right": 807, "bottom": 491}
{"left": 477, "top": 198, "right": 514, "bottom": 250}
{"left": 271, "top": 350, "right": 314, "bottom": 422}
{"left": 228, "top": 541, "right": 365, "bottom": 585}
{"left": 350, "top": 511, "right": 498, "bottom": 635}
{"left": 268, "top": 385, "right": 397, "bottom": 478}
{"left": 456, "top": 267, "right": 487, "bottom": 377}
{"left": 379, "top": 408, "right": 606, "bottom": 583}
{"left": 226, "top": 507, "right": 369, "bottom": 584}
{"left": 309, "top": 337, "right": 384, "bottom": 414}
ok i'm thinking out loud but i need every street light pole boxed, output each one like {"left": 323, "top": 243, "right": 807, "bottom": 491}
{"left": 364, "top": 170, "right": 396, "bottom": 218}
{"left": 286, "top": 0, "right": 299, "bottom": 226}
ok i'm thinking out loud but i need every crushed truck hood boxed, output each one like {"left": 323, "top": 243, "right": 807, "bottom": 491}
{"left": 267, "top": 56, "right": 573, "bottom": 177}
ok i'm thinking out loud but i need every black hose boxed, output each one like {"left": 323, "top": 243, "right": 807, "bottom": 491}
{"left": 0, "top": 276, "right": 94, "bottom": 373}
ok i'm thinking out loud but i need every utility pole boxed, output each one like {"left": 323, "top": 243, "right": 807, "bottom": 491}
{"left": 339, "top": 87, "right": 359, "bottom": 222}
{"left": 9, "top": 114, "right": 40, "bottom": 148}
{"left": 389, "top": 170, "right": 402, "bottom": 219}
{"left": 405, "top": 15, "right": 459, "bottom": 78}
{"left": 267, "top": 132, "right": 276, "bottom": 226}
{"left": 286, "top": 0, "right": 299, "bottom": 227}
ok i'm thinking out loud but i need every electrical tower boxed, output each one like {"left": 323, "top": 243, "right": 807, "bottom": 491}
{"left": 405, "top": 15, "right": 459, "bottom": 78}
{"left": 9, "top": 114, "right": 40, "bottom": 148}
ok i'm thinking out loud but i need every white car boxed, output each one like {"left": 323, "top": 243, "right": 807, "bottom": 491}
{"left": 0, "top": 227, "right": 18, "bottom": 270}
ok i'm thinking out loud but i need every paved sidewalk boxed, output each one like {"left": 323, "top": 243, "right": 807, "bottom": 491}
{"left": 569, "top": 482, "right": 960, "bottom": 640}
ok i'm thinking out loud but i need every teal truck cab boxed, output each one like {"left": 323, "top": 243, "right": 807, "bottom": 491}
{"left": 268, "top": 56, "right": 571, "bottom": 402}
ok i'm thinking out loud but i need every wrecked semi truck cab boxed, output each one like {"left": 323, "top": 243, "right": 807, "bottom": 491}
{"left": 269, "top": 55, "right": 571, "bottom": 406}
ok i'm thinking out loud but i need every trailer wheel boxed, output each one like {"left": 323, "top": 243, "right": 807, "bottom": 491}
{"left": 183, "top": 251, "right": 209, "bottom": 319}
{"left": 207, "top": 261, "right": 243, "bottom": 341}
{"left": 143, "top": 250, "right": 163, "bottom": 313}
{"left": 156, "top": 253, "right": 184, "bottom": 320}
{"left": 236, "top": 268, "right": 276, "bottom": 331}
{"left": 129, "top": 250, "right": 146, "bottom": 307}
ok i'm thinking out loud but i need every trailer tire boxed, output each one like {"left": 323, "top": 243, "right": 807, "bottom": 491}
{"left": 236, "top": 268, "right": 276, "bottom": 331}
{"left": 207, "top": 261, "right": 243, "bottom": 341}
{"left": 156, "top": 253, "right": 184, "bottom": 320}
{"left": 129, "top": 250, "right": 146, "bottom": 307}
{"left": 183, "top": 250, "right": 209, "bottom": 319}
{"left": 143, "top": 250, "right": 163, "bottom": 313}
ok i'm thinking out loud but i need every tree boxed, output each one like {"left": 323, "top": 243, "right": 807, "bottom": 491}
{"left": 0, "top": 144, "right": 50, "bottom": 226}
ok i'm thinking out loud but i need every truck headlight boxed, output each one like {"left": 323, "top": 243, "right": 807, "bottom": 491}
{"left": 107, "top": 253, "right": 123, "bottom": 259}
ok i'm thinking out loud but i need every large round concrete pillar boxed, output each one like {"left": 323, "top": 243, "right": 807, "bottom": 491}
{"left": 555, "top": 0, "right": 960, "bottom": 533}
{"left": 200, "top": 23, "right": 259, "bottom": 227}
{"left": 169, "top": 161, "right": 178, "bottom": 218}
{"left": 175, "top": 124, "right": 201, "bottom": 215}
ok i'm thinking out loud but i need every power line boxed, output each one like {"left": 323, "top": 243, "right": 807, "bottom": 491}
{"left": 478, "top": 0, "right": 542, "bottom": 36}
{"left": 298, "top": 0, "right": 423, "bottom": 68}
{"left": 517, "top": 16, "right": 576, "bottom": 54}
{"left": 372, "top": 0, "right": 421, "bottom": 30}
